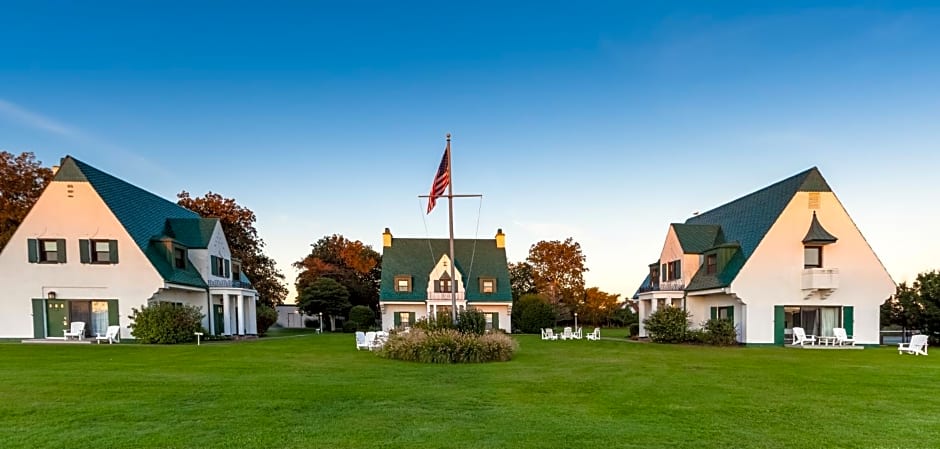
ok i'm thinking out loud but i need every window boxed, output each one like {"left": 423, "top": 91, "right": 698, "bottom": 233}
{"left": 232, "top": 261, "right": 241, "bottom": 280}
{"left": 440, "top": 278, "right": 452, "bottom": 293}
{"left": 661, "top": 263, "right": 667, "bottom": 282}
{"left": 480, "top": 278, "right": 496, "bottom": 294}
{"left": 394, "top": 276, "right": 412, "bottom": 293}
{"left": 662, "top": 260, "right": 682, "bottom": 281}
{"left": 706, "top": 254, "right": 718, "bottom": 274}
{"left": 216, "top": 257, "right": 226, "bottom": 277}
{"left": 174, "top": 248, "right": 187, "bottom": 269}
{"left": 649, "top": 265, "right": 660, "bottom": 287}
{"left": 804, "top": 246, "right": 822, "bottom": 268}
{"left": 40, "top": 239, "right": 60, "bottom": 262}
{"left": 91, "top": 240, "right": 111, "bottom": 263}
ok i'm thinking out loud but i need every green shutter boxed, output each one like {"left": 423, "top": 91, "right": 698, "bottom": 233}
{"left": 726, "top": 306, "right": 734, "bottom": 323}
{"left": 433, "top": 280, "right": 441, "bottom": 293}
{"left": 79, "top": 239, "right": 90, "bottom": 263}
{"left": 56, "top": 239, "right": 67, "bottom": 262}
{"left": 409, "top": 312, "right": 416, "bottom": 326}
{"left": 31, "top": 298, "right": 45, "bottom": 338}
{"left": 107, "top": 300, "right": 120, "bottom": 326}
{"left": 210, "top": 256, "right": 219, "bottom": 276}
{"left": 27, "top": 239, "right": 38, "bottom": 263}
{"left": 843, "top": 306, "right": 854, "bottom": 336}
{"left": 224, "top": 259, "right": 231, "bottom": 278}
{"left": 109, "top": 240, "right": 119, "bottom": 263}
{"left": 774, "top": 305, "right": 785, "bottom": 346}
{"left": 491, "top": 312, "right": 499, "bottom": 331}
{"left": 393, "top": 312, "right": 401, "bottom": 327}
{"left": 710, "top": 307, "right": 717, "bottom": 320}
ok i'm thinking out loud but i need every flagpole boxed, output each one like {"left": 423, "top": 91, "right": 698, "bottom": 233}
{"left": 446, "top": 133, "right": 458, "bottom": 324}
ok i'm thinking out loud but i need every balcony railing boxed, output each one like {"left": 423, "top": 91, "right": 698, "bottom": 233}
{"left": 208, "top": 279, "right": 253, "bottom": 289}
{"left": 801, "top": 268, "right": 839, "bottom": 290}
{"left": 637, "top": 279, "right": 685, "bottom": 294}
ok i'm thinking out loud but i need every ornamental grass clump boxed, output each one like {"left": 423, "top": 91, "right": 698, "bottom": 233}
{"left": 378, "top": 328, "right": 517, "bottom": 363}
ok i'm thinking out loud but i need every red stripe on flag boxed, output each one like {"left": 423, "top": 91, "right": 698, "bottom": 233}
{"left": 427, "top": 147, "right": 450, "bottom": 213}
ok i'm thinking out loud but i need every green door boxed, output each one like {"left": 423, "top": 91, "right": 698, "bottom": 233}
{"left": 213, "top": 304, "right": 224, "bottom": 335}
{"left": 46, "top": 300, "right": 68, "bottom": 338}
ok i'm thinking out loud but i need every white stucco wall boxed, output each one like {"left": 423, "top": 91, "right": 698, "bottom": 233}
{"left": 0, "top": 180, "right": 165, "bottom": 339}
{"left": 468, "top": 303, "right": 512, "bottom": 333}
{"left": 380, "top": 303, "right": 428, "bottom": 331}
{"left": 152, "top": 288, "right": 211, "bottom": 331}
{"left": 189, "top": 223, "right": 234, "bottom": 283}
{"left": 733, "top": 191, "right": 895, "bottom": 344}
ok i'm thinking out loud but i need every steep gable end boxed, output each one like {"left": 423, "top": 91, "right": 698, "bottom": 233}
{"left": 671, "top": 224, "right": 723, "bottom": 254}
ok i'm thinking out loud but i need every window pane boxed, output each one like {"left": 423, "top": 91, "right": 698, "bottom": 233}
{"left": 44, "top": 241, "right": 57, "bottom": 251}
{"left": 804, "top": 247, "right": 821, "bottom": 267}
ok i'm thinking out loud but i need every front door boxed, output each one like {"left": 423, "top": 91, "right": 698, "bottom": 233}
{"left": 46, "top": 300, "right": 68, "bottom": 338}
{"left": 214, "top": 304, "right": 224, "bottom": 335}
{"left": 70, "top": 301, "right": 91, "bottom": 338}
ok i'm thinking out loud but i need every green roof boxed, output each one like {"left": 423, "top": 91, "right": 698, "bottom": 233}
{"left": 802, "top": 211, "right": 838, "bottom": 244}
{"left": 672, "top": 224, "right": 724, "bottom": 254}
{"left": 56, "top": 157, "right": 208, "bottom": 288}
{"left": 636, "top": 167, "right": 833, "bottom": 294}
{"left": 165, "top": 218, "right": 219, "bottom": 249}
{"left": 380, "top": 237, "right": 511, "bottom": 302}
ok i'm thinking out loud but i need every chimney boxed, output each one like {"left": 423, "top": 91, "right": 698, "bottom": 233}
{"left": 495, "top": 228, "right": 505, "bottom": 248}
{"left": 382, "top": 227, "right": 393, "bottom": 247}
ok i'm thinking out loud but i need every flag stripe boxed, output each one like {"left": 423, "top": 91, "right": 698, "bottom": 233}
{"left": 427, "top": 147, "right": 450, "bottom": 213}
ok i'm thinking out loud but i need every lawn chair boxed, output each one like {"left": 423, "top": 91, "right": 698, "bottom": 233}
{"left": 364, "top": 331, "right": 377, "bottom": 350}
{"left": 95, "top": 325, "right": 121, "bottom": 344}
{"left": 833, "top": 327, "right": 855, "bottom": 346}
{"left": 898, "top": 334, "right": 928, "bottom": 356}
{"left": 355, "top": 331, "right": 370, "bottom": 350}
{"left": 586, "top": 328, "right": 601, "bottom": 341}
{"left": 573, "top": 327, "right": 583, "bottom": 340}
{"left": 63, "top": 322, "right": 86, "bottom": 341}
{"left": 560, "top": 327, "right": 574, "bottom": 340}
{"left": 542, "top": 328, "right": 558, "bottom": 340}
{"left": 791, "top": 327, "right": 816, "bottom": 346}
{"left": 372, "top": 331, "right": 388, "bottom": 350}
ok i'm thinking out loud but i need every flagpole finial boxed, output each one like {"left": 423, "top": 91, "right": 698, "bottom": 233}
{"left": 446, "top": 133, "right": 451, "bottom": 140}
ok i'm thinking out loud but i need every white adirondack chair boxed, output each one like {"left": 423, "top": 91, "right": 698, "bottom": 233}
{"left": 364, "top": 331, "right": 377, "bottom": 351}
{"left": 355, "top": 331, "right": 370, "bottom": 350}
{"left": 791, "top": 327, "right": 816, "bottom": 346}
{"left": 95, "top": 325, "right": 121, "bottom": 344}
{"left": 63, "top": 322, "right": 85, "bottom": 341}
{"left": 833, "top": 327, "right": 855, "bottom": 346}
{"left": 898, "top": 334, "right": 928, "bottom": 356}
{"left": 586, "top": 328, "right": 601, "bottom": 341}
{"left": 573, "top": 327, "right": 583, "bottom": 340}
{"left": 561, "top": 327, "right": 574, "bottom": 340}
{"left": 542, "top": 328, "right": 558, "bottom": 340}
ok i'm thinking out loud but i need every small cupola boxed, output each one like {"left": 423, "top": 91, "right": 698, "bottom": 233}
{"left": 802, "top": 212, "right": 838, "bottom": 245}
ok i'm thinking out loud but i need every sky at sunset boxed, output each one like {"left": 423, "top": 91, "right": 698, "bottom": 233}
{"left": 2, "top": 1, "right": 939, "bottom": 301}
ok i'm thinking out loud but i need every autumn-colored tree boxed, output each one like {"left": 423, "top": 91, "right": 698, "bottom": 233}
{"left": 0, "top": 151, "right": 54, "bottom": 251}
{"left": 177, "top": 191, "right": 287, "bottom": 307}
{"left": 577, "top": 287, "right": 621, "bottom": 326}
{"left": 297, "top": 277, "right": 351, "bottom": 331}
{"left": 508, "top": 261, "right": 538, "bottom": 301}
{"left": 294, "top": 234, "right": 381, "bottom": 311}
{"left": 526, "top": 237, "right": 587, "bottom": 319}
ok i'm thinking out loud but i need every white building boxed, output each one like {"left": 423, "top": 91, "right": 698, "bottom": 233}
{"left": 0, "top": 156, "right": 259, "bottom": 340}
{"left": 634, "top": 167, "right": 894, "bottom": 345}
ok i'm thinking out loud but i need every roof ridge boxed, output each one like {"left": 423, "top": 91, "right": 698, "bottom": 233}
{"left": 689, "top": 167, "right": 818, "bottom": 219}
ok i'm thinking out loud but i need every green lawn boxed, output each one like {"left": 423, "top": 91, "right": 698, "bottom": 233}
{"left": 0, "top": 329, "right": 937, "bottom": 448}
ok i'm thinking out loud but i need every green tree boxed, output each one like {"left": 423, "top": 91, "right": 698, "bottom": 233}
{"left": 511, "top": 294, "right": 558, "bottom": 334}
{"left": 526, "top": 237, "right": 587, "bottom": 320}
{"left": 255, "top": 304, "right": 279, "bottom": 337}
{"left": 349, "top": 305, "right": 375, "bottom": 329}
{"left": 577, "top": 287, "right": 620, "bottom": 326}
{"left": 508, "top": 261, "right": 538, "bottom": 301}
{"left": 297, "top": 277, "right": 351, "bottom": 331}
{"left": 0, "top": 151, "right": 54, "bottom": 251}
{"left": 892, "top": 271, "right": 940, "bottom": 344}
{"left": 294, "top": 234, "right": 381, "bottom": 311}
{"left": 644, "top": 306, "right": 691, "bottom": 343}
{"left": 129, "top": 302, "right": 205, "bottom": 344}
{"left": 177, "top": 191, "right": 287, "bottom": 307}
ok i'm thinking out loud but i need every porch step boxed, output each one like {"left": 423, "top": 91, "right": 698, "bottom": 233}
{"left": 21, "top": 339, "right": 92, "bottom": 344}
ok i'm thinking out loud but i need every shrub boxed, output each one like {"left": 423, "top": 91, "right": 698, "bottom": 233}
{"left": 255, "top": 305, "right": 278, "bottom": 337}
{"left": 378, "top": 328, "right": 517, "bottom": 363}
{"left": 701, "top": 318, "right": 738, "bottom": 346}
{"left": 129, "top": 302, "right": 205, "bottom": 344}
{"left": 349, "top": 305, "right": 375, "bottom": 329}
{"left": 629, "top": 323, "right": 640, "bottom": 337}
{"left": 414, "top": 311, "right": 456, "bottom": 332}
{"left": 342, "top": 321, "right": 358, "bottom": 333}
{"left": 644, "top": 306, "right": 691, "bottom": 343}
{"left": 512, "top": 294, "right": 557, "bottom": 333}
{"left": 456, "top": 308, "right": 487, "bottom": 335}
{"left": 304, "top": 318, "right": 317, "bottom": 328}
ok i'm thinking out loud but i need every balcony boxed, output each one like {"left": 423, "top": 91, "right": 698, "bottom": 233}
{"left": 208, "top": 279, "right": 253, "bottom": 289}
{"left": 637, "top": 279, "right": 685, "bottom": 294}
{"left": 802, "top": 268, "right": 839, "bottom": 291}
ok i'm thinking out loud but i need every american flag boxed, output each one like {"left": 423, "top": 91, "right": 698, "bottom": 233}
{"left": 427, "top": 146, "right": 450, "bottom": 213}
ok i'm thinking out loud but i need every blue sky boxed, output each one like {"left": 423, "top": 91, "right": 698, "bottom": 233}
{"left": 2, "top": 1, "right": 939, "bottom": 301}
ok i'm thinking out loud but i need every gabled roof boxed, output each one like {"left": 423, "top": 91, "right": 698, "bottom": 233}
{"left": 55, "top": 156, "right": 208, "bottom": 288}
{"left": 380, "top": 237, "right": 511, "bottom": 302}
{"left": 672, "top": 224, "right": 724, "bottom": 254}
{"left": 164, "top": 218, "right": 219, "bottom": 249}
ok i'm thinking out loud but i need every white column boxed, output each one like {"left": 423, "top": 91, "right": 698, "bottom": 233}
{"left": 248, "top": 296, "right": 257, "bottom": 334}
{"left": 238, "top": 294, "right": 247, "bottom": 335}
{"left": 638, "top": 299, "right": 647, "bottom": 337}
{"left": 222, "top": 294, "right": 232, "bottom": 335}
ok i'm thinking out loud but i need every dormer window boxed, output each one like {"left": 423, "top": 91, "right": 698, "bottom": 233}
{"left": 480, "top": 278, "right": 496, "bottom": 294}
{"left": 395, "top": 276, "right": 412, "bottom": 292}
{"left": 706, "top": 254, "right": 718, "bottom": 274}
{"left": 174, "top": 248, "right": 187, "bottom": 269}
{"left": 804, "top": 246, "right": 822, "bottom": 268}
{"left": 435, "top": 272, "right": 456, "bottom": 293}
